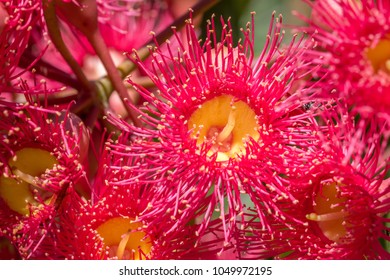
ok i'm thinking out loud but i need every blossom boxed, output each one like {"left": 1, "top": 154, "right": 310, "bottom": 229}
{"left": 105, "top": 12, "right": 324, "bottom": 253}
{"left": 0, "top": 97, "right": 89, "bottom": 259}
{"left": 1, "top": 0, "right": 172, "bottom": 97}
{"left": 47, "top": 0, "right": 172, "bottom": 70}
{"left": 0, "top": 0, "right": 43, "bottom": 88}
{"left": 238, "top": 108, "right": 390, "bottom": 259}
{"left": 298, "top": 0, "right": 390, "bottom": 116}
{"left": 96, "top": 0, "right": 173, "bottom": 54}
{"left": 54, "top": 136, "right": 227, "bottom": 259}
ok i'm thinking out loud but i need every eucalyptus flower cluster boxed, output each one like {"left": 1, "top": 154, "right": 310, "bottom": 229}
{"left": 0, "top": 0, "right": 389, "bottom": 260}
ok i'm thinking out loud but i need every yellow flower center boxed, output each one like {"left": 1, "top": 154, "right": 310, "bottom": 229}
{"left": 366, "top": 37, "right": 390, "bottom": 74}
{"left": 306, "top": 182, "right": 348, "bottom": 243}
{"left": 0, "top": 148, "right": 58, "bottom": 216}
{"left": 96, "top": 217, "right": 152, "bottom": 260}
{"left": 188, "top": 95, "right": 259, "bottom": 162}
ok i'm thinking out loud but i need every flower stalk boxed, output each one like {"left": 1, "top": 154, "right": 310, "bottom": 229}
{"left": 42, "top": 0, "right": 94, "bottom": 95}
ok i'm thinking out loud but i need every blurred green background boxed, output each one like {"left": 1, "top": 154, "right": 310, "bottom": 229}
{"left": 201, "top": 0, "right": 310, "bottom": 54}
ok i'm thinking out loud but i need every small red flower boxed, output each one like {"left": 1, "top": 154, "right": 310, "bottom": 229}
{"left": 54, "top": 137, "right": 227, "bottom": 259}
{"left": 37, "top": 0, "right": 172, "bottom": 78}
{"left": 299, "top": 0, "right": 390, "bottom": 116}
{"left": 1, "top": 0, "right": 172, "bottom": 95}
{"left": 0, "top": 98, "right": 89, "bottom": 259}
{"left": 0, "top": 0, "right": 43, "bottom": 87}
{"left": 106, "top": 13, "right": 325, "bottom": 251}
{"left": 238, "top": 110, "right": 390, "bottom": 259}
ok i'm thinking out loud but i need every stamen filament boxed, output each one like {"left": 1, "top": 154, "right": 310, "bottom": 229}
{"left": 306, "top": 211, "right": 346, "bottom": 222}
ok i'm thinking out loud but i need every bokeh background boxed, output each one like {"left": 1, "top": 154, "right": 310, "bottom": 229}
{"left": 202, "top": 0, "right": 310, "bottom": 54}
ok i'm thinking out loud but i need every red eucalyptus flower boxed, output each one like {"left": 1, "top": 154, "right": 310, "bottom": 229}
{"left": 106, "top": 13, "right": 325, "bottom": 250}
{"left": 0, "top": 97, "right": 89, "bottom": 259}
{"left": 0, "top": 0, "right": 43, "bottom": 87}
{"left": 298, "top": 0, "right": 390, "bottom": 116}
{"left": 54, "top": 137, "right": 228, "bottom": 259}
{"left": 238, "top": 109, "right": 390, "bottom": 259}
{"left": 1, "top": 0, "right": 172, "bottom": 96}
{"left": 47, "top": 0, "right": 172, "bottom": 67}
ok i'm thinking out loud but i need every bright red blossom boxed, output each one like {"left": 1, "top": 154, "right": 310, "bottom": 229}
{"left": 106, "top": 13, "right": 325, "bottom": 251}
{"left": 50, "top": 0, "right": 173, "bottom": 68}
{"left": 0, "top": 97, "right": 89, "bottom": 259}
{"left": 54, "top": 139, "right": 228, "bottom": 259}
{"left": 0, "top": 0, "right": 43, "bottom": 87}
{"left": 299, "top": 0, "right": 390, "bottom": 116}
{"left": 2, "top": 0, "right": 172, "bottom": 94}
{"left": 239, "top": 110, "right": 390, "bottom": 259}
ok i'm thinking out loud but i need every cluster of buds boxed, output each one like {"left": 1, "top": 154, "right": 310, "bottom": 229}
{"left": 0, "top": 0, "right": 389, "bottom": 260}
